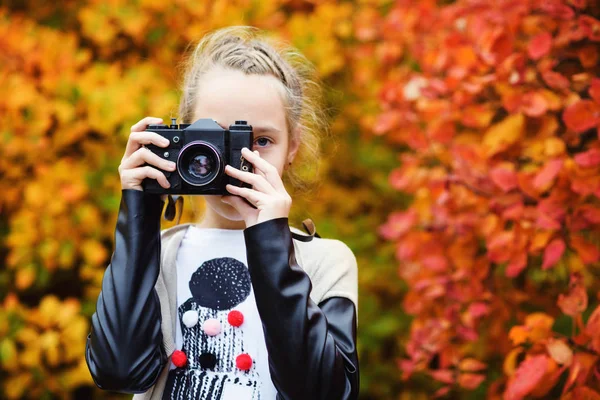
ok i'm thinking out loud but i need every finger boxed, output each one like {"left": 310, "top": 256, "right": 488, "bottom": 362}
{"left": 122, "top": 147, "right": 177, "bottom": 171}
{"left": 241, "top": 147, "right": 285, "bottom": 191}
{"left": 252, "top": 151, "right": 269, "bottom": 179}
{"left": 226, "top": 184, "right": 267, "bottom": 205}
{"left": 131, "top": 116, "right": 163, "bottom": 133}
{"left": 126, "top": 166, "right": 171, "bottom": 189}
{"left": 124, "top": 131, "right": 171, "bottom": 158}
{"left": 224, "top": 165, "right": 276, "bottom": 194}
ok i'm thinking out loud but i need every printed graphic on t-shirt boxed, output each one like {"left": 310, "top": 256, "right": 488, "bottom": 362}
{"left": 163, "top": 257, "right": 262, "bottom": 400}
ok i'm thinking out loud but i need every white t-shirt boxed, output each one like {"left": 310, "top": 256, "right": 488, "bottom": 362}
{"left": 161, "top": 226, "right": 277, "bottom": 400}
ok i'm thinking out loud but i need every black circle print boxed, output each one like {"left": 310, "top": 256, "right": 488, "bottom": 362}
{"left": 189, "top": 257, "right": 251, "bottom": 310}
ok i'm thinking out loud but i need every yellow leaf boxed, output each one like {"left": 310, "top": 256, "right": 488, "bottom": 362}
{"left": 503, "top": 348, "right": 523, "bottom": 376}
{"left": 483, "top": 113, "right": 525, "bottom": 157}
{"left": 15, "top": 266, "right": 36, "bottom": 290}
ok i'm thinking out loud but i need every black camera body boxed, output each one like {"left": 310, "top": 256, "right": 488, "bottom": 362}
{"left": 142, "top": 118, "right": 253, "bottom": 195}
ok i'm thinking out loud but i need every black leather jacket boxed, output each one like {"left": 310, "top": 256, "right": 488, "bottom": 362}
{"left": 85, "top": 189, "right": 359, "bottom": 399}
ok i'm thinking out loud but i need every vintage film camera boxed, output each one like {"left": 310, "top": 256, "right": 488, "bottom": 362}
{"left": 142, "top": 118, "right": 253, "bottom": 195}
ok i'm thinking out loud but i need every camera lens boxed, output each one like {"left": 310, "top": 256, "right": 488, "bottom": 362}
{"left": 177, "top": 141, "right": 222, "bottom": 186}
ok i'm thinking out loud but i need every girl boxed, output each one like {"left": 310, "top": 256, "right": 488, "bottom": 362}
{"left": 85, "top": 26, "right": 359, "bottom": 400}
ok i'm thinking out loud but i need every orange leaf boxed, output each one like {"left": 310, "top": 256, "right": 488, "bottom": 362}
{"left": 542, "top": 237, "right": 566, "bottom": 270}
{"left": 563, "top": 100, "right": 600, "bottom": 133}
{"left": 458, "top": 373, "right": 485, "bottom": 390}
{"left": 503, "top": 354, "right": 549, "bottom": 400}
{"left": 509, "top": 326, "right": 529, "bottom": 346}
{"left": 570, "top": 233, "right": 600, "bottom": 264}
{"left": 557, "top": 273, "right": 588, "bottom": 317}
{"left": 528, "top": 32, "right": 552, "bottom": 60}
{"left": 459, "top": 358, "right": 487, "bottom": 372}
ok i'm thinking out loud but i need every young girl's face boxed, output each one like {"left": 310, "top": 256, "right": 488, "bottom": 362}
{"left": 192, "top": 67, "right": 299, "bottom": 222}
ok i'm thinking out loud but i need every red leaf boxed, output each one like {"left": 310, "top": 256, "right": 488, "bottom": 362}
{"left": 585, "top": 305, "right": 600, "bottom": 338}
{"left": 379, "top": 210, "right": 418, "bottom": 240}
{"left": 542, "top": 237, "right": 566, "bottom": 270}
{"left": 506, "top": 250, "right": 528, "bottom": 277}
{"left": 541, "top": 3, "right": 575, "bottom": 20}
{"left": 569, "top": 0, "right": 587, "bottom": 9}
{"left": 579, "top": 204, "right": 600, "bottom": 224}
{"left": 430, "top": 369, "right": 454, "bottom": 384}
{"left": 563, "top": 100, "right": 600, "bottom": 133}
{"left": 528, "top": 32, "right": 553, "bottom": 60}
{"left": 580, "top": 15, "right": 600, "bottom": 41}
{"left": 557, "top": 273, "right": 588, "bottom": 317}
{"left": 575, "top": 148, "right": 600, "bottom": 167}
{"left": 533, "top": 159, "right": 563, "bottom": 191}
{"left": 422, "top": 254, "right": 448, "bottom": 272}
{"left": 521, "top": 91, "right": 548, "bottom": 117}
{"left": 467, "top": 302, "right": 490, "bottom": 319}
{"left": 503, "top": 201, "right": 524, "bottom": 220}
{"left": 374, "top": 110, "right": 401, "bottom": 135}
{"left": 490, "top": 165, "right": 519, "bottom": 192}
{"left": 590, "top": 78, "right": 600, "bottom": 104}
{"left": 503, "top": 354, "right": 549, "bottom": 400}
{"left": 542, "top": 70, "right": 570, "bottom": 91}
{"left": 433, "top": 386, "right": 451, "bottom": 398}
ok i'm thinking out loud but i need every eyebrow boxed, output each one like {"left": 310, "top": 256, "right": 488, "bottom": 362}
{"left": 252, "top": 124, "right": 281, "bottom": 134}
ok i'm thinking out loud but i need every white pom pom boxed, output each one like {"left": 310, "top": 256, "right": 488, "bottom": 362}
{"left": 182, "top": 310, "right": 199, "bottom": 328}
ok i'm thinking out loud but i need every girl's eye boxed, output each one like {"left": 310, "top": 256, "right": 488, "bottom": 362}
{"left": 254, "top": 137, "right": 272, "bottom": 147}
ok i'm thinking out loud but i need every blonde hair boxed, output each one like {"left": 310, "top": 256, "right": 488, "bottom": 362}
{"left": 177, "top": 26, "right": 328, "bottom": 192}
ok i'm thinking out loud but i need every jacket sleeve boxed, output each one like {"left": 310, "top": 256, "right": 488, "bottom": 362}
{"left": 85, "top": 189, "right": 167, "bottom": 393}
{"left": 244, "top": 217, "right": 359, "bottom": 400}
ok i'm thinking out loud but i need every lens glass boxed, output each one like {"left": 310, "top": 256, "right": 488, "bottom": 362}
{"left": 189, "top": 154, "right": 213, "bottom": 178}
{"left": 178, "top": 142, "right": 221, "bottom": 186}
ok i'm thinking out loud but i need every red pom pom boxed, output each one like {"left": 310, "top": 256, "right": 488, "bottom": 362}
{"left": 228, "top": 310, "right": 244, "bottom": 327}
{"left": 172, "top": 350, "right": 187, "bottom": 368}
{"left": 236, "top": 353, "right": 252, "bottom": 371}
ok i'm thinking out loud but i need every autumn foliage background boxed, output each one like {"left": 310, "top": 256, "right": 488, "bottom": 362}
{"left": 2, "top": 0, "right": 600, "bottom": 399}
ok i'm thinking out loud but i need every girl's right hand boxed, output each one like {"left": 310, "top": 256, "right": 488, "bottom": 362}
{"left": 119, "top": 116, "right": 177, "bottom": 191}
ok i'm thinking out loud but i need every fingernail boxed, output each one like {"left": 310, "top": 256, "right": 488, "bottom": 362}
{"left": 167, "top": 162, "right": 176, "bottom": 170}
{"left": 162, "top": 138, "right": 170, "bottom": 145}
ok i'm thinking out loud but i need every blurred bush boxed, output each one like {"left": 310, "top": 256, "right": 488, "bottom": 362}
{"left": 0, "top": 0, "right": 403, "bottom": 398}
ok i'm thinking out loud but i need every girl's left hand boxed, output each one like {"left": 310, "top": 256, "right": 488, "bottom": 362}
{"left": 222, "top": 147, "right": 292, "bottom": 228}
